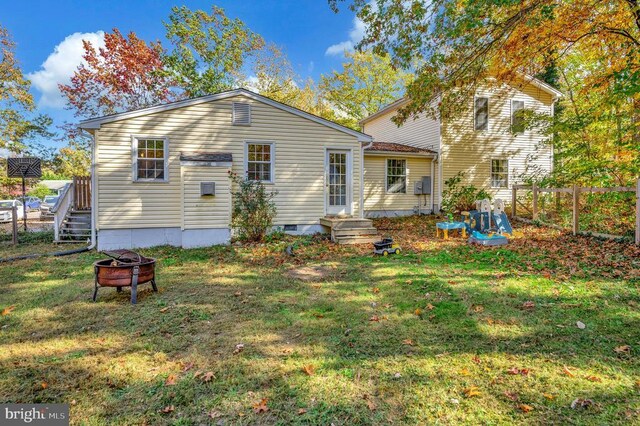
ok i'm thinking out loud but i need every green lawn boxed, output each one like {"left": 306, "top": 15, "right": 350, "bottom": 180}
{"left": 1, "top": 216, "right": 639, "bottom": 425}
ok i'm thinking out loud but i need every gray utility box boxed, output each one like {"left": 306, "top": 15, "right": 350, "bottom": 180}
{"left": 414, "top": 176, "right": 432, "bottom": 195}
{"left": 200, "top": 182, "right": 215, "bottom": 196}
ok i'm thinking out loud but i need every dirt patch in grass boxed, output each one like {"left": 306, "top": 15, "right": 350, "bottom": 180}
{"left": 285, "top": 265, "right": 336, "bottom": 282}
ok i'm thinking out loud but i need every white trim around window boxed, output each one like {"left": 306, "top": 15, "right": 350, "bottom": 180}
{"left": 490, "top": 158, "right": 509, "bottom": 188}
{"left": 131, "top": 136, "right": 169, "bottom": 182}
{"left": 244, "top": 141, "right": 275, "bottom": 183}
{"left": 385, "top": 158, "right": 407, "bottom": 194}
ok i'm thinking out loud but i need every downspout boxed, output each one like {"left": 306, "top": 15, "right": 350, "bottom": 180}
{"left": 430, "top": 155, "right": 436, "bottom": 212}
{"left": 361, "top": 141, "right": 373, "bottom": 219}
{"left": 88, "top": 128, "right": 97, "bottom": 251}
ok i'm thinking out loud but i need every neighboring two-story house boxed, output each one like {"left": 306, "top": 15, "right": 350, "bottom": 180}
{"left": 361, "top": 76, "right": 561, "bottom": 215}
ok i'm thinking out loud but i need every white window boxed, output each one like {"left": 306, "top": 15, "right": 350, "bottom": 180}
{"left": 491, "top": 159, "right": 509, "bottom": 188}
{"left": 386, "top": 159, "right": 407, "bottom": 193}
{"left": 133, "top": 137, "right": 168, "bottom": 182}
{"left": 233, "top": 102, "right": 251, "bottom": 125}
{"left": 245, "top": 142, "right": 274, "bottom": 182}
{"left": 474, "top": 97, "right": 489, "bottom": 131}
{"left": 511, "top": 100, "right": 525, "bottom": 133}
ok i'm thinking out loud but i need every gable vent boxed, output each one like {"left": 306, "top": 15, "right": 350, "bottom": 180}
{"left": 232, "top": 102, "right": 251, "bottom": 125}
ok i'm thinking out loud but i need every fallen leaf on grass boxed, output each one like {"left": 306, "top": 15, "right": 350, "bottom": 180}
{"left": 363, "top": 395, "right": 377, "bottom": 411}
{"left": 472, "top": 356, "right": 481, "bottom": 364}
{"left": 543, "top": 393, "right": 555, "bottom": 400}
{"left": 182, "top": 362, "right": 194, "bottom": 373}
{"left": 459, "top": 368, "right": 471, "bottom": 376}
{"left": 297, "top": 408, "right": 307, "bottom": 415}
{"left": 472, "top": 305, "right": 484, "bottom": 313}
{"left": 463, "top": 386, "right": 481, "bottom": 397}
{"left": 522, "top": 301, "right": 535, "bottom": 309}
{"left": 208, "top": 410, "right": 222, "bottom": 419}
{"left": 426, "top": 303, "right": 435, "bottom": 311}
{"left": 519, "top": 404, "right": 534, "bottom": 413}
{"left": 41, "top": 381, "right": 48, "bottom": 389}
{"left": 571, "top": 398, "right": 594, "bottom": 410}
{"left": 576, "top": 321, "right": 586, "bottom": 329}
{"left": 504, "top": 391, "right": 519, "bottom": 401}
{"left": 414, "top": 308, "right": 422, "bottom": 316}
{"left": 382, "top": 303, "right": 393, "bottom": 308}
{"left": 234, "top": 291, "right": 242, "bottom": 297}
{"left": 1, "top": 306, "right": 15, "bottom": 316}
{"left": 507, "top": 367, "right": 530, "bottom": 376}
{"left": 202, "top": 371, "right": 215, "bottom": 382}
{"left": 313, "top": 313, "right": 325, "bottom": 319}
{"left": 614, "top": 345, "right": 631, "bottom": 354}
{"left": 253, "top": 398, "right": 269, "bottom": 414}
{"left": 159, "top": 307, "right": 170, "bottom": 313}
{"left": 584, "top": 375, "right": 602, "bottom": 382}
{"left": 160, "top": 405, "right": 174, "bottom": 414}
{"left": 302, "top": 365, "right": 315, "bottom": 376}
{"left": 563, "top": 365, "right": 575, "bottom": 377}
{"left": 372, "top": 287, "right": 380, "bottom": 294}
{"left": 402, "top": 339, "right": 415, "bottom": 346}
{"left": 233, "top": 344, "right": 245, "bottom": 355}
{"left": 165, "top": 374, "right": 177, "bottom": 386}
{"left": 369, "top": 315, "right": 379, "bottom": 322}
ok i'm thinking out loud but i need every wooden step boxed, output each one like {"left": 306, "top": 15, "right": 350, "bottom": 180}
{"left": 320, "top": 217, "right": 373, "bottom": 228}
{"left": 332, "top": 227, "right": 378, "bottom": 237}
{"left": 335, "top": 235, "right": 381, "bottom": 245}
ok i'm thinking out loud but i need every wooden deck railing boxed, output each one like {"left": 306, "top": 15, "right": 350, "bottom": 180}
{"left": 511, "top": 179, "right": 640, "bottom": 245}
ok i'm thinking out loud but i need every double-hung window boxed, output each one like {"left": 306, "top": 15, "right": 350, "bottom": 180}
{"left": 133, "top": 137, "right": 168, "bottom": 181}
{"left": 491, "top": 159, "right": 509, "bottom": 188}
{"left": 474, "top": 97, "right": 489, "bottom": 131}
{"left": 386, "top": 159, "right": 407, "bottom": 193}
{"left": 511, "top": 100, "right": 525, "bottom": 133}
{"left": 246, "top": 142, "right": 274, "bottom": 182}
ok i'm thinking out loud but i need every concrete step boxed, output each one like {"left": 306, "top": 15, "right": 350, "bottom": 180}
{"left": 335, "top": 235, "right": 381, "bottom": 245}
{"left": 320, "top": 217, "right": 373, "bottom": 229}
{"left": 332, "top": 227, "right": 378, "bottom": 237}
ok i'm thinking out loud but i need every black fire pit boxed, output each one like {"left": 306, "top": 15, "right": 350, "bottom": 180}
{"left": 93, "top": 250, "right": 157, "bottom": 304}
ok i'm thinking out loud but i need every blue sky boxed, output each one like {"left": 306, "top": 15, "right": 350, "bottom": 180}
{"left": 2, "top": 0, "right": 362, "bottom": 146}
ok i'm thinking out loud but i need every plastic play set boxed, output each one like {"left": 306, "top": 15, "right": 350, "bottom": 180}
{"left": 464, "top": 198, "right": 515, "bottom": 246}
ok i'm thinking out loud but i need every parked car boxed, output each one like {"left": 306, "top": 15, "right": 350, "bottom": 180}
{"left": 40, "top": 195, "right": 60, "bottom": 220}
{"left": 19, "top": 196, "right": 42, "bottom": 211}
{"left": 0, "top": 199, "right": 25, "bottom": 223}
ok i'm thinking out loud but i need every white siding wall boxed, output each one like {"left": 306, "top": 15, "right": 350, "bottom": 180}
{"left": 363, "top": 155, "right": 433, "bottom": 212}
{"left": 182, "top": 166, "right": 230, "bottom": 230}
{"left": 441, "top": 81, "right": 554, "bottom": 201}
{"left": 363, "top": 108, "right": 440, "bottom": 152}
{"left": 94, "top": 96, "right": 361, "bottom": 230}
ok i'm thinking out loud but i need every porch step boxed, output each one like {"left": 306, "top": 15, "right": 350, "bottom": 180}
{"left": 335, "top": 235, "right": 381, "bottom": 245}
{"left": 332, "top": 227, "right": 378, "bottom": 237}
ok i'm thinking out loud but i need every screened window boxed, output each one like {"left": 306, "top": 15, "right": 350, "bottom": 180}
{"left": 491, "top": 159, "right": 509, "bottom": 188}
{"left": 386, "top": 159, "right": 407, "bottom": 193}
{"left": 511, "top": 100, "right": 525, "bottom": 133}
{"left": 246, "top": 143, "right": 273, "bottom": 182}
{"left": 475, "top": 97, "right": 489, "bottom": 131}
{"left": 134, "top": 137, "right": 167, "bottom": 181}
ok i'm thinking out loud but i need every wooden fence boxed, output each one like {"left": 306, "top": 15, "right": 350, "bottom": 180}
{"left": 73, "top": 176, "right": 91, "bottom": 210}
{"left": 511, "top": 179, "right": 640, "bottom": 245}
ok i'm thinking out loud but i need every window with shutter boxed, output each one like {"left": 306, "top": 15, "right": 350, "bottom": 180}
{"left": 233, "top": 102, "right": 251, "bottom": 125}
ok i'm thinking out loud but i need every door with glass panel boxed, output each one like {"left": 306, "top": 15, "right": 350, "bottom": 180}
{"left": 325, "top": 150, "right": 351, "bottom": 215}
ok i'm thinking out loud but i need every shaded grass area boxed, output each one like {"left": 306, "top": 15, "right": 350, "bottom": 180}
{"left": 0, "top": 216, "right": 639, "bottom": 425}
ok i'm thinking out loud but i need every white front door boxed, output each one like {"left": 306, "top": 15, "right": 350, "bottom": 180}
{"left": 325, "top": 149, "right": 351, "bottom": 216}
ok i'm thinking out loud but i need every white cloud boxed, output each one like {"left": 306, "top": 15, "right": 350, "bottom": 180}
{"left": 325, "top": 16, "right": 366, "bottom": 56}
{"left": 28, "top": 31, "right": 105, "bottom": 109}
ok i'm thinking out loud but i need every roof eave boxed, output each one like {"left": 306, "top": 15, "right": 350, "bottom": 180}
{"left": 364, "top": 150, "right": 436, "bottom": 158}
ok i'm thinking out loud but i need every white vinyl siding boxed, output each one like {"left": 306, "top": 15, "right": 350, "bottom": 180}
{"left": 182, "top": 166, "right": 230, "bottom": 229}
{"left": 94, "top": 96, "right": 361, "bottom": 230}
{"left": 386, "top": 159, "right": 407, "bottom": 193}
{"left": 440, "top": 79, "right": 555, "bottom": 200}
{"left": 132, "top": 137, "right": 168, "bottom": 182}
{"left": 511, "top": 100, "right": 525, "bottom": 133}
{"left": 491, "top": 159, "right": 509, "bottom": 188}
{"left": 364, "top": 155, "right": 432, "bottom": 211}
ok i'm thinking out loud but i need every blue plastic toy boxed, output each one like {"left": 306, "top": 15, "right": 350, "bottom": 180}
{"left": 468, "top": 230, "right": 508, "bottom": 246}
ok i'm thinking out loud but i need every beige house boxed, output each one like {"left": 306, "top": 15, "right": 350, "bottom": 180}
{"left": 361, "top": 76, "right": 562, "bottom": 214}
{"left": 75, "top": 80, "right": 559, "bottom": 250}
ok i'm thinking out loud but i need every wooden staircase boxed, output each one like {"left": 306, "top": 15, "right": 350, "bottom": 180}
{"left": 320, "top": 216, "right": 380, "bottom": 245}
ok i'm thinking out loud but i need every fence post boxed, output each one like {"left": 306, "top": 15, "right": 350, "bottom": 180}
{"left": 636, "top": 178, "right": 640, "bottom": 245}
{"left": 12, "top": 206, "right": 18, "bottom": 245}
{"left": 511, "top": 185, "right": 517, "bottom": 219}
{"left": 572, "top": 184, "right": 580, "bottom": 236}
{"left": 532, "top": 183, "right": 538, "bottom": 220}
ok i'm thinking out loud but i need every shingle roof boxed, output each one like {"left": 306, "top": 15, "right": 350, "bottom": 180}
{"left": 364, "top": 142, "right": 436, "bottom": 154}
{"left": 180, "top": 152, "right": 233, "bottom": 162}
